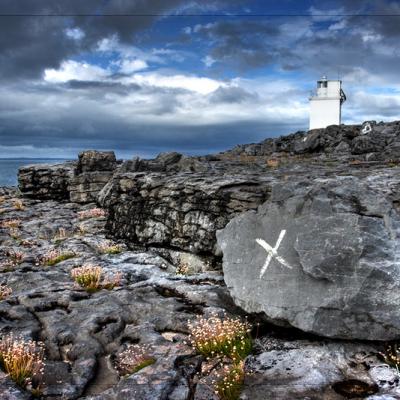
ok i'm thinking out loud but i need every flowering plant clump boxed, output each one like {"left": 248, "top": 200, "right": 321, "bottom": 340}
{"left": 12, "top": 199, "right": 25, "bottom": 211}
{"left": 1, "top": 219, "right": 21, "bottom": 229}
{"left": 212, "top": 361, "right": 245, "bottom": 400}
{"left": 71, "top": 264, "right": 121, "bottom": 292}
{"left": 115, "top": 344, "right": 156, "bottom": 376}
{"left": 9, "top": 227, "right": 22, "bottom": 240}
{"left": 39, "top": 249, "right": 76, "bottom": 266}
{"left": 53, "top": 228, "right": 69, "bottom": 242}
{"left": 76, "top": 224, "right": 88, "bottom": 236}
{"left": 71, "top": 265, "right": 101, "bottom": 291}
{"left": 0, "top": 284, "right": 12, "bottom": 300}
{"left": 176, "top": 263, "right": 190, "bottom": 276}
{"left": 0, "top": 334, "right": 45, "bottom": 393}
{"left": 97, "top": 241, "right": 123, "bottom": 255}
{"left": 188, "top": 313, "right": 252, "bottom": 361}
{"left": 78, "top": 208, "right": 106, "bottom": 220}
{"left": 381, "top": 343, "right": 400, "bottom": 372}
{"left": 266, "top": 158, "right": 279, "bottom": 168}
{"left": 0, "top": 249, "right": 25, "bottom": 270}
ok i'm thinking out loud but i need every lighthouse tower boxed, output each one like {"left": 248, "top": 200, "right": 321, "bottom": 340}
{"left": 309, "top": 76, "right": 346, "bottom": 130}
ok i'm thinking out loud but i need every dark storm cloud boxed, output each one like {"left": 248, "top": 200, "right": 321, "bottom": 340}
{"left": 0, "top": 0, "right": 235, "bottom": 80}
{"left": 189, "top": 0, "right": 400, "bottom": 78}
{"left": 0, "top": 115, "right": 297, "bottom": 157}
{"left": 1, "top": 0, "right": 400, "bottom": 159}
{"left": 195, "top": 20, "right": 281, "bottom": 70}
{"left": 0, "top": 76, "right": 307, "bottom": 157}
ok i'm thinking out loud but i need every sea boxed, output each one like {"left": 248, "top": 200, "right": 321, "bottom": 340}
{"left": 0, "top": 158, "right": 69, "bottom": 187}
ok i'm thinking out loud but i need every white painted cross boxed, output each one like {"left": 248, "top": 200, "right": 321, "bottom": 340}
{"left": 361, "top": 122, "right": 372, "bottom": 135}
{"left": 256, "top": 229, "right": 293, "bottom": 279}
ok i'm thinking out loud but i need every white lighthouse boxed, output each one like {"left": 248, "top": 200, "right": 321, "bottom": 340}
{"left": 309, "top": 76, "right": 346, "bottom": 130}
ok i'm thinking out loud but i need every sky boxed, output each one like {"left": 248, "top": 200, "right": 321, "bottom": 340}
{"left": 0, "top": 0, "right": 400, "bottom": 159}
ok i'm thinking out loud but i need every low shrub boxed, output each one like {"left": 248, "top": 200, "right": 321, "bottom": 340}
{"left": 9, "top": 227, "right": 22, "bottom": 240}
{"left": 71, "top": 265, "right": 101, "bottom": 291}
{"left": 188, "top": 313, "right": 252, "bottom": 361}
{"left": 266, "top": 158, "right": 279, "bottom": 168}
{"left": 0, "top": 334, "right": 45, "bottom": 394}
{"left": 39, "top": 249, "right": 76, "bottom": 266}
{"left": 97, "top": 241, "right": 123, "bottom": 255}
{"left": 76, "top": 224, "right": 88, "bottom": 236}
{"left": 12, "top": 199, "right": 25, "bottom": 211}
{"left": 212, "top": 361, "right": 245, "bottom": 400}
{"left": 0, "top": 284, "right": 12, "bottom": 300}
{"left": 381, "top": 343, "right": 400, "bottom": 372}
{"left": 1, "top": 219, "right": 21, "bottom": 229}
{"left": 176, "top": 263, "right": 190, "bottom": 276}
{"left": 53, "top": 228, "right": 69, "bottom": 242}
{"left": 0, "top": 250, "right": 25, "bottom": 270}
{"left": 115, "top": 344, "right": 155, "bottom": 376}
{"left": 77, "top": 208, "right": 106, "bottom": 220}
{"left": 71, "top": 264, "right": 121, "bottom": 292}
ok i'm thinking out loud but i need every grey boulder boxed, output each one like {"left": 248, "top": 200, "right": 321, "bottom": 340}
{"left": 217, "top": 177, "right": 400, "bottom": 340}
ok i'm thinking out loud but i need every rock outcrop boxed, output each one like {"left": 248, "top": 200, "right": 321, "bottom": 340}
{"left": 0, "top": 193, "right": 232, "bottom": 399}
{"left": 69, "top": 151, "right": 117, "bottom": 203}
{"left": 16, "top": 120, "right": 400, "bottom": 342}
{"left": 7, "top": 120, "right": 400, "bottom": 398}
{"left": 223, "top": 121, "right": 400, "bottom": 160}
{"left": 18, "top": 162, "right": 76, "bottom": 200}
{"left": 18, "top": 151, "right": 118, "bottom": 204}
{"left": 244, "top": 339, "right": 395, "bottom": 399}
{"left": 217, "top": 171, "right": 400, "bottom": 340}
{"left": 99, "top": 171, "right": 271, "bottom": 261}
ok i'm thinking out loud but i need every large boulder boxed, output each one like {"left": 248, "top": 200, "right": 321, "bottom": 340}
{"left": 217, "top": 175, "right": 400, "bottom": 340}
{"left": 77, "top": 150, "right": 116, "bottom": 173}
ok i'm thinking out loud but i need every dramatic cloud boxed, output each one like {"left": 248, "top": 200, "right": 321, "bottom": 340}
{"left": 44, "top": 61, "right": 111, "bottom": 83}
{"left": 0, "top": 0, "right": 400, "bottom": 158}
{"left": 0, "top": 0, "right": 232, "bottom": 80}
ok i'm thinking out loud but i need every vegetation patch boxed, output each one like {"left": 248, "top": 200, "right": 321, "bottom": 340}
{"left": 213, "top": 361, "right": 245, "bottom": 400}
{"left": 0, "top": 249, "right": 25, "bottom": 271}
{"left": 1, "top": 219, "right": 22, "bottom": 229}
{"left": 76, "top": 224, "right": 88, "bottom": 236}
{"left": 78, "top": 208, "right": 106, "bottom": 220}
{"left": 0, "top": 334, "right": 45, "bottom": 395}
{"left": 71, "top": 264, "right": 121, "bottom": 292}
{"left": 176, "top": 263, "right": 190, "bottom": 276}
{"left": 381, "top": 343, "right": 400, "bottom": 372}
{"left": 39, "top": 249, "right": 76, "bottom": 266}
{"left": 97, "top": 241, "right": 123, "bottom": 255}
{"left": 188, "top": 313, "right": 252, "bottom": 361}
{"left": 0, "top": 284, "right": 12, "bottom": 300}
{"left": 115, "top": 344, "right": 156, "bottom": 376}
{"left": 52, "top": 227, "right": 70, "bottom": 242}
{"left": 188, "top": 313, "right": 252, "bottom": 400}
{"left": 12, "top": 199, "right": 25, "bottom": 211}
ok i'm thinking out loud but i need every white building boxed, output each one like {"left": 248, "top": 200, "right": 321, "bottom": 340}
{"left": 309, "top": 76, "right": 346, "bottom": 130}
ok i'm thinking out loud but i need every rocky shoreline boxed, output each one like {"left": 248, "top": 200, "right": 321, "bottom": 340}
{"left": 2, "top": 120, "right": 400, "bottom": 399}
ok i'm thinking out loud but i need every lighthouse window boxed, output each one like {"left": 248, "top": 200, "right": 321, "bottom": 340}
{"left": 317, "top": 81, "right": 328, "bottom": 88}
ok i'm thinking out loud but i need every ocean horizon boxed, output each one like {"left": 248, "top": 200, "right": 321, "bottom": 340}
{"left": 0, "top": 158, "right": 69, "bottom": 187}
